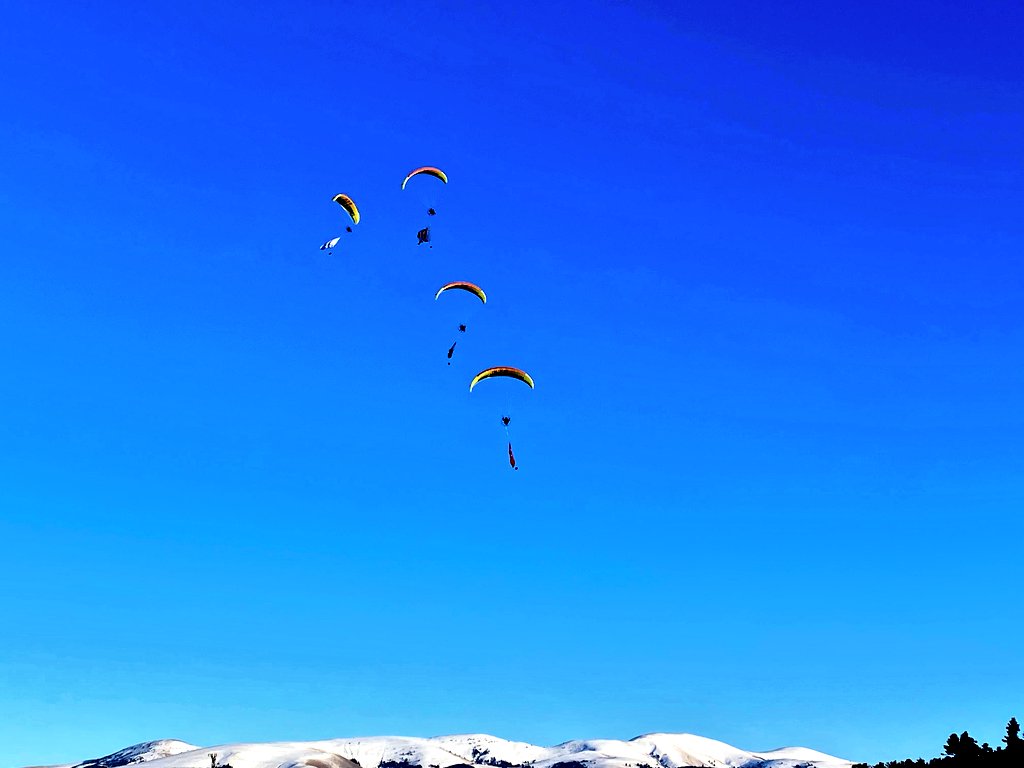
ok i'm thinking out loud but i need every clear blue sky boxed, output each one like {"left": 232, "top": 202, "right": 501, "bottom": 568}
{"left": 1, "top": 1, "right": 1022, "bottom": 765}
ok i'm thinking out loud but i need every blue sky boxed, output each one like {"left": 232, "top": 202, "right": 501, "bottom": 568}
{"left": 1, "top": 1, "right": 1022, "bottom": 765}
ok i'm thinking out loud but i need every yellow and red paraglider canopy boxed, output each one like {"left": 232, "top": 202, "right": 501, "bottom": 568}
{"left": 435, "top": 281, "right": 487, "bottom": 304}
{"left": 402, "top": 166, "right": 448, "bottom": 190}
{"left": 469, "top": 366, "right": 535, "bottom": 392}
{"left": 332, "top": 193, "right": 360, "bottom": 224}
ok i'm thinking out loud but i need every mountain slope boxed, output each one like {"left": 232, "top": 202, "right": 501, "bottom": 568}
{"left": 74, "top": 741, "right": 201, "bottom": 768}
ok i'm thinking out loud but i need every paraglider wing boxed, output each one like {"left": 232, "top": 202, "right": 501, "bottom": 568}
{"left": 320, "top": 237, "right": 341, "bottom": 250}
{"left": 401, "top": 166, "right": 448, "bottom": 190}
{"left": 469, "top": 366, "right": 535, "bottom": 392}
{"left": 434, "top": 281, "right": 487, "bottom": 304}
{"left": 332, "top": 194, "right": 360, "bottom": 225}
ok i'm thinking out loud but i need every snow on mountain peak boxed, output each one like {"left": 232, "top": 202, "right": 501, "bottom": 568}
{"left": 628, "top": 733, "right": 757, "bottom": 768}
{"left": 26, "top": 732, "right": 852, "bottom": 768}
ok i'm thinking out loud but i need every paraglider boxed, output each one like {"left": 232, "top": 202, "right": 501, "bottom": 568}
{"left": 332, "top": 193, "right": 360, "bottom": 225}
{"left": 401, "top": 166, "right": 448, "bottom": 190}
{"left": 320, "top": 196, "right": 356, "bottom": 255}
{"left": 470, "top": 368, "right": 533, "bottom": 470}
{"left": 404, "top": 168, "right": 446, "bottom": 239}
{"left": 417, "top": 227, "right": 431, "bottom": 246}
{"left": 436, "top": 283, "right": 486, "bottom": 363}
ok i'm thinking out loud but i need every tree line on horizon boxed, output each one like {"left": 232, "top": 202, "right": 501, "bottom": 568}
{"left": 853, "top": 717, "right": 1022, "bottom": 768}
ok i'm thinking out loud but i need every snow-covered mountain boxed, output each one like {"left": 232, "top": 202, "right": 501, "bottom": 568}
{"left": 28, "top": 733, "right": 852, "bottom": 768}
{"left": 22, "top": 741, "right": 199, "bottom": 768}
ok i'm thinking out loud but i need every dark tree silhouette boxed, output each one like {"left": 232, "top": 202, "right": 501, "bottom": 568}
{"left": 944, "top": 733, "right": 961, "bottom": 758}
{"left": 1004, "top": 717, "right": 1021, "bottom": 753}
{"left": 959, "top": 732, "right": 982, "bottom": 757}
{"left": 853, "top": 716, "right": 1021, "bottom": 768}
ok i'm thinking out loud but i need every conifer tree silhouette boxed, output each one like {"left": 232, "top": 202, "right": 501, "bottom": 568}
{"left": 945, "top": 733, "right": 962, "bottom": 757}
{"left": 1004, "top": 717, "right": 1022, "bottom": 753}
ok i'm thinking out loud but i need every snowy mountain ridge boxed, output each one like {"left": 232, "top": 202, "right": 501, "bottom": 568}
{"left": 27, "top": 732, "right": 852, "bottom": 768}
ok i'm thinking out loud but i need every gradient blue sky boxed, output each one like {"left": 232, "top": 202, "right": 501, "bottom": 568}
{"left": 2, "top": 1, "right": 1022, "bottom": 765}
